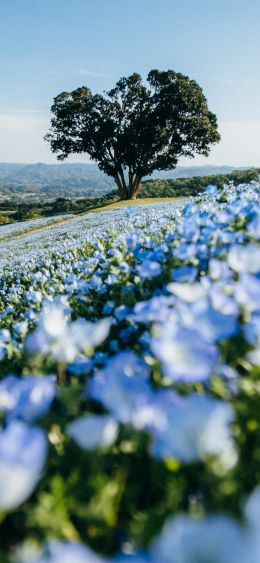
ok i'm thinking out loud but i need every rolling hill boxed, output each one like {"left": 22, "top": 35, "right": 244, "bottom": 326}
{"left": 0, "top": 162, "right": 243, "bottom": 198}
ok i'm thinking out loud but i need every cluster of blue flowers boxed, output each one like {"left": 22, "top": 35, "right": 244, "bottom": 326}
{"left": 0, "top": 181, "right": 259, "bottom": 562}
{"left": 0, "top": 213, "right": 74, "bottom": 242}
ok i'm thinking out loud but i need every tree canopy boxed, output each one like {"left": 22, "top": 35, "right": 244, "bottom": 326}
{"left": 45, "top": 70, "right": 221, "bottom": 200}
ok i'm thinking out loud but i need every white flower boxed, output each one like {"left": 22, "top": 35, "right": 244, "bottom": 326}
{"left": 228, "top": 244, "right": 260, "bottom": 274}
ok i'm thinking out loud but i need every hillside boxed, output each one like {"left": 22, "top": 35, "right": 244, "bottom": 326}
{"left": 1, "top": 182, "right": 260, "bottom": 561}
{"left": 0, "top": 162, "right": 244, "bottom": 199}
{"left": 139, "top": 167, "right": 260, "bottom": 198}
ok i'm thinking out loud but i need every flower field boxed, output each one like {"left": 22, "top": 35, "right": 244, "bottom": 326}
{"left": 0, "top": 214, "right": 74, "bottom": 242}
{"left": 0, "top": 182, "right": 260, "bottom": 562}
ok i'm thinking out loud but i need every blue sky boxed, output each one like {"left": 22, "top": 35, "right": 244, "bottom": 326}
{"left": 0, "top": 0, "right": 260, "bottom": 165}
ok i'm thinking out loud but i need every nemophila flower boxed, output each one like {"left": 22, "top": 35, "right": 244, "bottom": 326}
{"left": 114, "top": 305, "right": 132, "bottom": 322}
{"left": 183, "top": 202, "right": 198, "bottom": 216}
{"left": 24, "top": 309, "right": 37, "bottom": 321}
{"left": 246, "top": 346, "right": 260, "bottom": 367}
{"left": 0, "top": 421, "right": 47, "bottom": 510}
{"left": 0, "top": 328, "right": 10, "bottom": 342}
{"left": 119, "top": 326, "right": 135, "bottom": 343}
{"left": 234, "top": 273, "right": 260, "bottom": 312}
{"left": 38, "top": 303, "right": 68, "bottom": 339}
{"left": 136, "top": 260, "right": 162, "bottom": 279}
{"left": 151, "top": 514, "right": 243, "bottom": 563}
{"left": 13, "top": 320, "right": 29, "bottom": 338}
{"left": 241, "top": 487, "right": 260, "bottom": 562}
{"left": 0, "top": 375, "right": 55, "bottom": 422}
{"left": 118, "top": 261, "right": 130, "bottom": 274}
{"left": 204, "top": 184, "right": 218, "bottom": 196}
{"left": 0, "top": 328, "right": 10, "bottom": 360}
{"left": 209, "top": 258, "right": 233, "bottom": 281}
{"left": 177, "top": 218, "right": 200, "bottom": 243}
{"left": 173, "top": 242, "right": 197, "bottom": 260}
{"left": 31, "top": 271, "right": 48, "bottom": 283}
{"left": 216, "top": 364, "right": 239, "bottom": 394}
{"left": 247, "top": 209, "right": 260, "bottom": 238}
{"left": 105, "top": 273, "right": 119, "bottom": 285}
{"left": 228, "top": 244, "right": 260, "bottom": 274}
{"left": 113, "top": 553, "right": 150, "bottom": 562}
{"left": 67, "top": 414, "right": 118, "bottom": 450}
{"left": 88, "top": 352, "right": 151, "bottom": 423}
{"left": 136, "top": 391, "right": 236, "bottom": 465}
{"left": 25, "top": 289, "right": 43, "bottom": 305}
{"left": 87, "top": 274, "right": 103, "bottom": 290}
{"left": 151, "top": 321, "right": 218, "bottom": 382}
{"left": 125, "top": 233, "right": 139, "bottom": 251}
{"left": 26, "top": 304, "right": 110, "bottom": 363}
{"left": 67, "top": 358, "right": 93, "bottom": 376}
{"left": 133, "top": 296, "right": 174, "bottom": 324}
{"left": 124, "top": 206, "right": 135, "bottom": 218}
{"left": 188, "top": 300, "right": 238, "bottom": 343}
{"left": 209, "top": 284, "right": 239, "bottom": 316}
{"left": 171, "top": 265, "right": 198, "bottom": 283}
{"left": 244, "top": 314, "right": 260, "bottom": 345}
{"left": 167, "top": 281, "right": 207, "bottom": 303}
{"left": 31, "top": 541, "right": 107, "bottom": 563}
{"left": 69, "top": 318, "right": 111, "bottom": 353}
{"left": 244, "top": 486, "right": 260, "bottom": 532}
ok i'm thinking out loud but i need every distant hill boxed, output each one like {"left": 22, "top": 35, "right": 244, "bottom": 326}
{"left": 147, "top": 165, "right": 239, "bottom": 180}
{"left": 0, "top": 162, "right": 251, "bottom": 198}
{"left": 0, "top": 163, "right": 115, "bottom": 198}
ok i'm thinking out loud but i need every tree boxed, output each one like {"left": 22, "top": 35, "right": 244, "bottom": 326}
{"left": 45, "top": 70, "right": 221, "bottom": 200}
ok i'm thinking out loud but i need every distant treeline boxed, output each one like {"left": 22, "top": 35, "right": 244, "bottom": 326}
{"left": 0, "top": 194, "right": 117, "bottom": 222}
{"left": 138, "top": 168, "right": 260, "bottom": 198}
{"left": 0, "top": 168, "right": 258, "bottom": 224}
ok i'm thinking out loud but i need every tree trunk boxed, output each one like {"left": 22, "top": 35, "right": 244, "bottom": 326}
{"left": 129, "top": 175, "right": 141, "bottom": 199}
{"left": 114, "top": 171, "right": 142, "bottom": 200}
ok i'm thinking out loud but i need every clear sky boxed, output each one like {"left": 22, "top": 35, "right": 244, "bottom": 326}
{"left": 0, "top": 0, "right": 260, "bottom": 166}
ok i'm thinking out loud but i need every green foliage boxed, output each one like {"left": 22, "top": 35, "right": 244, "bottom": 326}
{"left": 0, "top": 214, "right": 12, "bottom": 225}
{"left": 46, "top": 70, "right": 220, "bottom": 199}
{"left": 139, "top": 168, "right": 260, "bottom": 198}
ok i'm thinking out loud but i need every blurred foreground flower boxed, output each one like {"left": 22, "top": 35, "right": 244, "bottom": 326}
{"left": 26, "top": 303, "right": 111, "bottom": 363}
{"left": 67, "top": 414, "right": 118, "bottom": 450}
{"left": 0, "top": 375, "right": 55, "bottom": 422}
{"left": 0, "top": 421, "right": 47, "bottom": 510}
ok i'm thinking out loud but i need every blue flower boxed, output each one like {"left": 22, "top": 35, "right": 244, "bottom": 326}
{"left": 204, "top": 184, "right": 218, "bottom": 196}
{"left": 151, "top": 514, "right": 243, "bottom": 563}
{"left": 228, "top": 244, "right": 260, "bottom": 274}
{"left": 113, "top": 552, "right": 150, "bottom": 562}
{"left": 0, "top": 375, "right": 55, "bottom": 422}
{"left": 88, "top": 352, "right": 151, "bottom": 423}
{"left": 190, "top": 300, "right": 238, "bottom": 343}
{"left": 67, "top": 414, "right": 118, "bottom": 450}
{"left": 151, "top": 322, "right": 218, "bottom": 382}
{"left": 234, "top": 274, "right": 260, "bottom": 312}
{"left": 0, "top": 421, "right": 47, "bottom": 510}
{"left": 32, "top": 541, "right": 106, "bottom": 562}
{"left": 136, "top": 260, "right": 162, "bottom": 279}
{"left": 135, "top": 391, "right": 236, "bottom": 465}
{"left": 171, "top": 265, "right": 198, "bottom": 283}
